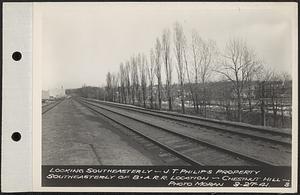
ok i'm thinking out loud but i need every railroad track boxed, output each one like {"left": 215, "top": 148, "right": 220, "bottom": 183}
{"left": 82, "top": 98, "right": 291, "bottom": 147}
{"left": 42, "top": 99, "right": 64, "bottom": 114}
{"left": 76, "top": 98, "right": 281, "bottom": 166}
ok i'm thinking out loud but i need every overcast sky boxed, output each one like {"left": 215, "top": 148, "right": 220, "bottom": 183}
{"left": 38, "top": 2, "right": 297, "bottom": 90}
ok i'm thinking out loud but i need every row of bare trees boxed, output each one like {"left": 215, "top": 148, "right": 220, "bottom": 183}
{"left": 106, "top": 23, "right": 218, "bottom": 112}
{"left": 102, "top": 22, "right": 292, "bottom": 126}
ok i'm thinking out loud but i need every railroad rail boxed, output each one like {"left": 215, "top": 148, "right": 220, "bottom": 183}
{"left": 77, "top": 97, "right": 282, "bottom": 166}
{"left": 80, "top": 97, "right": 292, "bottom": 147}
{"left": 42, "top": 99, "right": 64, "bottom": 114}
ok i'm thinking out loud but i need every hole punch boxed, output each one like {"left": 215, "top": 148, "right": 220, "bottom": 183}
{"left": 12, "top": 51, "right": 22, "bottom": 61}
{"left": 11, "top": 132, "right": 21, "bottom": 142}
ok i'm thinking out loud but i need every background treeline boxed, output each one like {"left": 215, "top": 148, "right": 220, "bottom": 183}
{"left": 67, "top": 22, "right": 292, "bottom": 128}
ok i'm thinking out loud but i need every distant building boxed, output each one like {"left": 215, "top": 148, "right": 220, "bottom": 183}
{"left": 42, "top": 90, "right": 50, "bottom": 100}
{"left": 49, "top": 86, "right": 66, "bottom": 98}
{"left": 42, "top": 86, "right": 66, "bottom": 100}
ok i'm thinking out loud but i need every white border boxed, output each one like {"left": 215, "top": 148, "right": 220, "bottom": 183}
{"left": 2, "top": 3, "right": 33, "bottom": 192}
{"left": 30, "top": 2, "right": 298, "bottom": 193}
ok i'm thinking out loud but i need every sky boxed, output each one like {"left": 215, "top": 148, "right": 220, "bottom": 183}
{"left": 38, "top": 2, "right": 297, "bottom": 90}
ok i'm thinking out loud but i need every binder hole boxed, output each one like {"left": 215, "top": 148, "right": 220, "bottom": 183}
{"left": 12, "top": 51, "right": 22, "bottom": 61}
{"left": 11, "top": 132, "right": 21, "bottom": 142}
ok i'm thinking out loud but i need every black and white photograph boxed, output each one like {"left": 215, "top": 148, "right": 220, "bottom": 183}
{"left": 37, "top": 2, "right": 297, "bottom": 190}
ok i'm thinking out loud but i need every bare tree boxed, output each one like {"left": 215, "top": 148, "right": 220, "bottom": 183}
{"left": 139, "top": 53, "right": 148, "bottom": 108}
{"left": 155, "top": 38, "right": 162, "bottom": 110}
{"left": 256, "top": 67, "right": 276, "bottom": 126}
{"left": 216, "top": 38, "right": 262, "bottom": 122}
{"left": 119, "top": 63, "right": 127, "bottom": 104}
{"left": 125, "top": 61, "right": 131, "bottom": 104}
{"left": 183, "top": 34, "right": 196, "bottom": 112}
{"left": 255, "top": 67, "right": 292, "bottom": 127}
{"left": 279, "top": 72, "right": 292, "bottom": 127}
{"left": 147, "top": 49, "right": 156, "bottom": 109}
{"left": 219, "top": 80, "right": 235, "bottom": 120}
{"left": 130, "top": 58, "right": 135, "bottom": 105}
{"left": 136, "top": 54, "right": 142, "bottom": 105}
{"left": 116, "top": 72, "right": 122, "bottom": 103}
{"left": 174, "top": 22, "right": 186, "bottom": 113}
{"left": 162, "top": 28, "right": 173, "bottom": 111}
{"left": 269, "top": 73, "right": 281, "bottom": 127}
{"left": 111, "top": 72, "right": 119, "bottom": 102}
{"left": 105, "top": 72, "right": 113, "bottom": 101}
{"left": 190, "top": 31, "right": 202, "bottom": 112}
{"left": 199, "top": 39, "right": 218, "bottom": 117}
{"left": 130, "top": 56, "right": 139, "bottom": 105}
{"left": 184, "top": 30, "right": 203, "bottom": 113}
